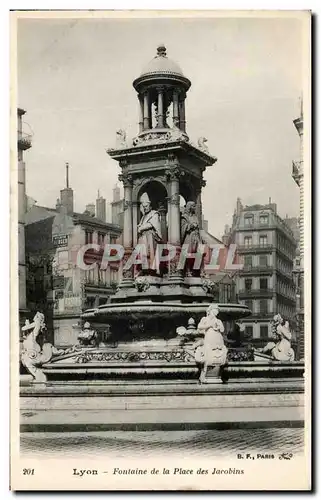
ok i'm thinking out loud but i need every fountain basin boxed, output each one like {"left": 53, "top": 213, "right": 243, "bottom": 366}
{"left": 82, "top": 302, "right": 251, "bottom": 323}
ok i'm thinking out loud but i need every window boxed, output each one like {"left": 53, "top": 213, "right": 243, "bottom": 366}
{"left": 244, "top": 236, "right": 252, "bottom": 247}
{"left": 244, "top": 255, "right": 252, "bottom": 268}
{"left": 244, "top": 215, "right": 254, "bottom": 226}
{"left": 260, "top": 325, "right": 269, "bottom": 338}
{"left": 245, "top": 325, "right": 253, "bottom": 336}
{"left": 259, "top": 254, "right": 268, "bottom": 267}
{"left": 259, "top": 214, "right": 269, "bottom": 225}
{"left": 259, "top": 299, "right": 268, "bottom": 314}
{"left": 245, "top": 278, "right": 252, "bottom": 291}
{"left": 98, "top": 232, "right": 105, "bottom": 245}
{"left": 260, "top": 278, "right": 268, "bottom": 290}
{"left": 259, "top": 235, "right": 268, "bottom": 247}
{"left": 85, "top": 230, "right": 93, "bottom": 244}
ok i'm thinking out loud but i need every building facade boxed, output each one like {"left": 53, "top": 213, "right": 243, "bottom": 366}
{"left": 292, "top": 104, "right": 304, "bottom": 359}
{"left": 223, "top": 199, "right": 297, "bottom": 348}
{"left": 25, "top": 167, "right": 122, "bottom": 347}
{"left": 18, "top": 108, "right": 32, "bottom": 324}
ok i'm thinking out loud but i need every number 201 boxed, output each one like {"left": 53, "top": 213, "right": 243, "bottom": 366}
{"left": 22, "top": 468, "right": 34, "bottom": 475}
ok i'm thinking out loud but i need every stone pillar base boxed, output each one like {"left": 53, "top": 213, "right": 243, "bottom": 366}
{"left": 200, "top": 365, "right": 224, "bottom": 384}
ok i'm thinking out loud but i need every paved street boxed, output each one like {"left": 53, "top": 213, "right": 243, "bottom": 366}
{"left": 20, "top": 428, "right": 304, "bottom": 458}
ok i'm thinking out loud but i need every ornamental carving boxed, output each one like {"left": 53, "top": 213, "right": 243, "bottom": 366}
{"left": 167, "top": 193, "right": 180, "bottom": 206}
{"left": 197, "top": 137, "right": 209, "bottom": 153}
{"left": 201, "top": 278, "right": 216, "bottom": 295}
{"left": 134, "top": 276, "right": 150, "bottom": 293}
{"left": 165, "top": 167, "right": 182, "bottom": 182}
{"left": 74, "top": 349, "right": 195, "bottom": 364}
{"left": 116, "top": 129, "right": 127, "bottom": 148}
{"left": 132, "top": 128, "right": 188, "bottom": 147}
{"left": 118, "top": 173, "right": 133, "bottom": 188}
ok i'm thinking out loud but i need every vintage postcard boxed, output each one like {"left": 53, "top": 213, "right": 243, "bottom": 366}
{"left": 10, "top": 10, "right": 311, "bottom": 491}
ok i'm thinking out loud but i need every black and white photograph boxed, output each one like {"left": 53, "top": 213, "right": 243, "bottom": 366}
{"left": 11, "top": 10, "right": 311, "bottom": 491}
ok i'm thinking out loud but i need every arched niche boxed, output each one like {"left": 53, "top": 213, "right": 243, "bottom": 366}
{"left": 135, "top": 180, "right": 169, "bottom": 242}
{"left": 137, "top": 179, "right": 168, "bottom": 211}
{"left": 180, "top": 178, "right": 196, "bottom": 204}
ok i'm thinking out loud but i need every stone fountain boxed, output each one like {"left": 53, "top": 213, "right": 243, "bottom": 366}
{"left": 75, "top": 44, "right": 250, "bottom": 380}
{"left": 20, "top": 47, "right": 304, "bottom": 433}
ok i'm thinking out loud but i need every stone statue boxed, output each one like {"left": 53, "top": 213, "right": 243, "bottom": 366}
{"left": 180, "top": 201, "right": 202, "bottom": 251}
{"left": 137, "top": 201, "right": 162, "bottom": 272}
{"left": 21, "top": 312, "right": 78, "bottom": 383}
{"left": 187, "top": 304, "right": 228, "bottom": 383}
{"left": 116, "top": 129, "right": 127, "bottom": 148}
{"left": 197, "top": 137, "right": 209, "bottom": 152}
{"left": 259, "top": 315, "right": 295, "bottom": 362}
{"left": 77, "top": 321, "right": 98, "bottom": 347}
{"left": 180, "top": 201, "right": 203, "bottom": 276}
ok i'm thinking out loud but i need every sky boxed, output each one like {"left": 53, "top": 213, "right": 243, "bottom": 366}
{"left": 17, "top": 14, "right": 303, "bottom": 237}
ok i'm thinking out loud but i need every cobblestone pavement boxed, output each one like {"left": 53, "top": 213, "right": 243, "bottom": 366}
{"left": 20, "top": 428, "right": 304, "bottom": 458}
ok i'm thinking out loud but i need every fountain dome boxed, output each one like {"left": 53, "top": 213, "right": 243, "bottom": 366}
{"left": 133, "top": 45, "right": 191, "bottom": 92}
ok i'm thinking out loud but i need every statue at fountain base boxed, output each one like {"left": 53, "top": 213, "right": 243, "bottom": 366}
{"left": 179, "top": 304, "right": 228, "bottom": 384}
{"left": 254, "top": 314, "right": 295, "bottom": 363}
{"left": 21, "top": 312, "right": 80, "bottom": 383}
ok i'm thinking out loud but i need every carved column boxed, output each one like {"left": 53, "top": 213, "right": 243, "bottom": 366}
{"left": 196, "top": 179, "right": 206, "bottom": 227}
{"left": 138, "top": 94, "right": 144, "bottom": 133}
{"left": 166, "top": 167, "right": 183, "bottom": 282}
{"left": 166, "top": 168, "right": 181, "bottom": 246}
{"left": 172, "top": 90, "right": 179, "bottom": 127}
{"left": 158, "top": 202, "right": 167, "bottom": 242}
{"left": 148, "top": 99, "right": 153, "bottom": 129}
{"left": 119, "top": 173, "right": 133, "bottom": 249}
{"left": 118, "top": 172, "right": 134, "bottom": 286}
{"left": 132, "top": 201, "right": 140, "bottom": 247}
{"left": 143, "top": 92, "right": 149, "bottom": 130}
{"left": 178, "top": 92, "right": 186, "bottom": 132}
{"left": 157, "top": 87, "right": 164, "bottom": 128}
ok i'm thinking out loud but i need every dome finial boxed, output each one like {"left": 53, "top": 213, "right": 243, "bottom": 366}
{"left": 157, "top": 44, "right": 167, "bottom": 57}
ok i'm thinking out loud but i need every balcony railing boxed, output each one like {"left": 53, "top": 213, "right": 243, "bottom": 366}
{"left": 18, "top": 131, "right": 32, "bottom": 150}
{"left": 238, "top": 288, "right": 274, "bottom": 297}
{"left": 240, "top": 266, "right": 274, "bottom": 274}
{"left": 237, "top": 244, "right": 274, "bottom": 253}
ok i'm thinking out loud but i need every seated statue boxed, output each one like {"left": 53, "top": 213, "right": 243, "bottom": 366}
{"left": 258, "top": 315, "right": 295, "bottom": 362}
{"left": 186, "top": 304, "right": 228, "bottom": 383}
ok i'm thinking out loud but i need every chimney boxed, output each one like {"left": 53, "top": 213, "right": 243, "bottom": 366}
{"left": 60, "top": 162, "right": 74, "bottom": 215}
{"left": 85, "top": 203, "right": 95, "bottom": 217}
{"left": 269, "top": 197, "right": 272, "bottom": 204}
{"left": 113, "top": 184, "right": 120, "bottom": 202}
{"left": 96, "top": 190, "right": 106, "bottom": 222}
